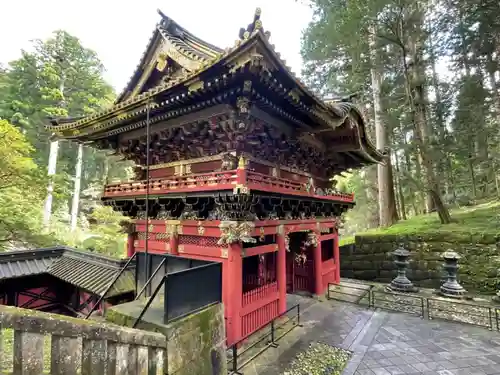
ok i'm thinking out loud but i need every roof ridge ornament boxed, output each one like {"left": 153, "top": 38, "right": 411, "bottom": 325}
{"left": 238, "top": 8, "right": 267, "bottom": 41}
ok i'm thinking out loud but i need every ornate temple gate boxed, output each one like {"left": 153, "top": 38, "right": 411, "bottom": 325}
{"left": 44, "top": 7, "right": 385, "bottom": 351}
{"left": 131, "top": 218, "right": 340, "bottom": 345}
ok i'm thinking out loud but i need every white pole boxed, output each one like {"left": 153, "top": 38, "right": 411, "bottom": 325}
{"left": 43, "top": 139, "right": 60, "bottom": 230}
{"left": 70, "top": 143, "right": 84, "bottom": 232}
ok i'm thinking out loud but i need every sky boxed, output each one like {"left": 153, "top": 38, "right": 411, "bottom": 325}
{"left": 0, "top": 0, "right": 314, "bottom": 92}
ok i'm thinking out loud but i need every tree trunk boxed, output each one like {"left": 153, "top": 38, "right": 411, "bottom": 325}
{"left": 70, "top": 143, "right": 84, "bottom": 232}
{"left": 43, "top": 70, "right": 66, "bottom": 230}
{"left": 103, "top": 155, "right": 110, "bottom": 184}
{"left": 43, "top": 140, "right": 59, "bottom": 230}
{"left": 394, "top": 150, "right": 407, "bottom": 220}
{"left": 404, "top": 6, "right": 451, "bottom": 224}
{"left": 387, "top": 153, "right": 399, "bottom": 221}
{"left": 429, "top": 11, "right": 451, "bottom": 204}
{"left": 369, "top": 25, "right": 398, "bottom": 227}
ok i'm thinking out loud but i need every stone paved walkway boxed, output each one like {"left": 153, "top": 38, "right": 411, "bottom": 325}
{"left": 243, "top": 295, "right": 500, "bottom": 375}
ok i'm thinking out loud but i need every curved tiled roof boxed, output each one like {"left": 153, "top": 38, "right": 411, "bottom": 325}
{"left": 0, "top": 247, "right": 135, "bottom": 297}
{"left": 45, "top": 8, "right": 385, "bottom": 164}
{"left": 115, "top": 9, "right": 223, "bottom": 104}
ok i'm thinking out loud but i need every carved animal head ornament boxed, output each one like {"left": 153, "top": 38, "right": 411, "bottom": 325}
{"left": 236, "top": 97, "right": 250, "bottom": 115}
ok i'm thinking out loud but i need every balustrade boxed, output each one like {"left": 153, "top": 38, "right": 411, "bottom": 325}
{"left": 242, "top": 281, "right": 278, "bottom": 307}
{"left": 103, "top": 169, "right": 354, "bottom": 202}
{"left": 0, "top": 305, "right": 165, "bottom": 374}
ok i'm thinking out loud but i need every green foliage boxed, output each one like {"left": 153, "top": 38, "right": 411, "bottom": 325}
{"left": 0, "top": 120, "right": 55, "bottom": 249}
{"left": 302, "top": 0, "right": 500, "bottom": 232}
{"left": 336, "top": 168, "right": 379, "bottom": 234}
{"left": 81, "top": 206, "right": 130, "bottom": 258}
{"left": 0, "top": 30, "right": 116, "bottom": 205}
{"left": 0, "top": 31, "right": 134, "bottom": 256}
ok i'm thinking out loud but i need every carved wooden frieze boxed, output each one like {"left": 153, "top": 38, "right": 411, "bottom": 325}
{"left": 217, "top": 221, "right": 256, "bottom": 245}
{"left": 116, "top": 112, "right": 354, "bottom": 178}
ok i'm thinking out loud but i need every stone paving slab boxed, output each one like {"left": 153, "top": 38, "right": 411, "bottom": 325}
{"left": 241, "top": 295, "right": 500, "bottom": 375}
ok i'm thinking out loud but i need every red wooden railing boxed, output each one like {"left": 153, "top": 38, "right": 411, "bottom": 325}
{"left": 246, "top": 171, "right": 304, "bottom": 191}
{"left": 246, "top": 171, "right": 354, "bottom": 201}
{"left": 241, "top": 299, "right": 279, "bottom": 338}
{"left": 242, "top": 282, "right": 278, "bottom": 307}
{"left": 103, "top": 171, "right": 237, "bottom": 197}
{"left": 243, "top": 272, "right": 277, "bottom": 290}
{"left": 103, "top": 169, "right": 354, "bottom": 202}
{"left": 241, "top": 278, "right": 280, "bottom": 340}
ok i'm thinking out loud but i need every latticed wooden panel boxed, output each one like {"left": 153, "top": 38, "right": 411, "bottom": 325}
{"left": 178, "top": 235, "right": 219, "bottom": 247}
{"left": 136, "top": 232, "right": 171, "bottom": 241}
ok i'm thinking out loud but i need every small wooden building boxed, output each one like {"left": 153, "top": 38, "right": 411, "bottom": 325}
{"left": 46, "top": 9, "right": 383, "bottom": 345}
{"left": 0, "top": 247, "right": 135, "bottom": 316}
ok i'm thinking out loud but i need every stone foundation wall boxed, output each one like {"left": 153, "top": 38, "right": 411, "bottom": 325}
{"left": 106, "top": 303, "right": 227, "bottom": 375}
{"left": 340, "top": 235, "right": 500, "bottom": 293}
{"left": 166, "top": 303, "right": 226, "bottom": 375}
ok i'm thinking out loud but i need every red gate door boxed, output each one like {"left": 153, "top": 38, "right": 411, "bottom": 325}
{"left": 293, "top": 260, "right": 314, "bottom": 293}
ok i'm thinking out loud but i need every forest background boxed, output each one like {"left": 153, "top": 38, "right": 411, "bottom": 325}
{"left": 0, "top": 0, "right": 499, "bottom": 257}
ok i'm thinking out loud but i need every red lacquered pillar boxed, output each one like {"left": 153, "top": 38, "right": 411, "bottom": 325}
{"left": 236, "top": 156, "right": 247, "bottom": 184}
{"left": 334, "top": 231, "right": 340, "bottom": 284}
{"left": 277, "top": 227, "right": 287, "bottom": 314}
{"left": 169, "top": 228, "right": 179, "bottom": 255}
{"left": 126, "top": 232, "right": 135, "bottom": 258}
{"left": 313, "top": 234, "right": 323, "bottom": 295}
{"left": 226, "top": 242, "right": 243, "bottom": 345}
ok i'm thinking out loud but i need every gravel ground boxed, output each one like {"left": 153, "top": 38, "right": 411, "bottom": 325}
{"left": 282, "top": 342, "right": 351, "bottom": 375}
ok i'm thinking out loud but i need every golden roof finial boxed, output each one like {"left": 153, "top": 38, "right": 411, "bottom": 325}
{"left": 238, "top": 7, "right": 265, "bottom": 41}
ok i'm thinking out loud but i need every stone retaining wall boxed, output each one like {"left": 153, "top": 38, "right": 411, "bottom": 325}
{"left": 339, "top": 235, "right": 500, "bottom": 293}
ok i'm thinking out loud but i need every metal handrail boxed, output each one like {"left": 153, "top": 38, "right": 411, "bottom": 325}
{"left": 85, "top": 252, "right": 137, "bottom": 319}
{"left": 327, "top": 282, "right": 500, "bottom": 331}
{"left": 228, "top": 304, "right": 301, "bottom": 374}
{"left": 135, "top": 257, "right": 167, "bottom": 300}
{"left": 132, "top": 275, "right": 167, "bottom": 329}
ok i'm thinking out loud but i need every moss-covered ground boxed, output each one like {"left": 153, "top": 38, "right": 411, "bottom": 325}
{"left": 340, "top": 201, "right": 500, "bottom": 245}
{"left": 281, "top": 342, "right": 351, "bottom": 375}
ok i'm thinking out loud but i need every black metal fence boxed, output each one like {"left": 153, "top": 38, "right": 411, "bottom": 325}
{"left": 132, "top": 253, "right": 222, "bottom": 327}
{"left": 227, "top": 304, "right": 301, "bottom": 375}
{"left": 165, "top": 262, "right": 222, "bottom": 322}
{"left": 328, "top": 283, "right": 500, "bottom": 332}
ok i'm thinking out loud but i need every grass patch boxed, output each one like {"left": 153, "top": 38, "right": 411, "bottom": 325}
{"left": 282, "top": 342, "right": 351, "bottom": 375}
{"left": 350, "top": 201, "right": 500, "bottom": 243}
{"left": 339, "top": 236, "right": 354, "bottom": 246}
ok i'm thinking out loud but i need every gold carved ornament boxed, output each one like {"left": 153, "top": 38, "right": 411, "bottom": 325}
{"left": 277, "top": 225, "right": 290, "bottom": 251}
{"left": 284, "top": 233, "right": 290, "bottom": 252}
{"left": 259, "top": 227, "right": 265, "bottom": 242}
{"left": 233, "top": 184, "right": 250, "bottom": 194}
{"left": 306, "top": 232, "right": 319, "bottom": 248}
{"left": 220, "top": 248, "right": 229, "bottom": 258}
{"left": 217, "top": 221, "right": 256, "bottom": 245}
{"left": 197, "top": 221, "right": 205, "bottom": 236}
{"left": 156, "top": 52, "right": 168, "bottom": 72}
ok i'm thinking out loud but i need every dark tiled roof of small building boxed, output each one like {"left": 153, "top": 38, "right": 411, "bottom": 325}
{"left": 48, "top": 250, "right": 135, "bottom": 297}
{"left": 0, "top": 247, "right": 135, "bottom": 298}
{"left": 0, "top": 248, "right": 63, "bottom": 279}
